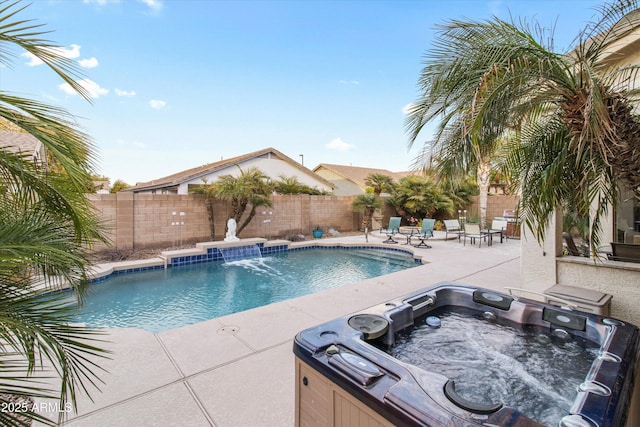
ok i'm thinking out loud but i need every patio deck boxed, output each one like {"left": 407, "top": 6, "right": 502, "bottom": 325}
{"left": 40, "top": 231, "right": 522, "bottom": 426}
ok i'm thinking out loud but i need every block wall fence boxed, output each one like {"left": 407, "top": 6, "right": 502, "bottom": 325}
{"left": 87, "top": 193, "right": 519, "bottom": 253}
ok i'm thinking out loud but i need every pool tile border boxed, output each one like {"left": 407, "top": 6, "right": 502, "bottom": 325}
{"left": 88, "top": 238, "right": 423, "bottom": 283}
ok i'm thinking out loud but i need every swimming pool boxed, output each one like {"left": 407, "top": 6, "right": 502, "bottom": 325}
{"left": 70, "top": 247, "right": 419, "bottom": 333}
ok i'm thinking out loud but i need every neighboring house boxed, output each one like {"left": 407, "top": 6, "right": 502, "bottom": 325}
{"left": 312, "top": 164, "right": 411, "bottom": 196}
{"left": 126, "top": 147, "right": 334, "bottom": 195}
{"left": 0, "top": 130, "right": 46, "bottom": 168}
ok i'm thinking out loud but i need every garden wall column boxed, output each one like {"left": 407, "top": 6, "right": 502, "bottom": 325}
{"left": 519, "top": 209, "right": 563, "bottom": 296}
{"left": 116, "top": 192, "right": 135, "bottom": 251}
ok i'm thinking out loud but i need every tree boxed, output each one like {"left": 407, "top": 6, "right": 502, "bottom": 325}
{"left": 406, "top": 0, "right": 640, "bottom": 252}
{"left": 272, "top": 174, "right": 323, "bottom": 195}
{"left": 110, "top": 179, "right": 131, "bottom": 193}
{"left": 190, "top": 179, "right": 217, "bottom": 240}
{"left": 406, "top": 21, "right": 513, "bottom": 229}
{"left": 351, "top": 193, "right": 382, "bottom": 233}
{"left": 364, "top": 173, "right": 396, "bottom": 196}
{"left": 387, "top": 175, "right": 454, "bottom": 220}
{"left": 0, "top": 2, "right": 109, "bottom": 425}
{"left": 214, "top": 166, "right": 273, "bottom": 236}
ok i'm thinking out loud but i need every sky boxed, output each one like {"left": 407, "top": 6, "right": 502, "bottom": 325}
{"left": 1, "top": 0, "right": 608, "bottom": 185}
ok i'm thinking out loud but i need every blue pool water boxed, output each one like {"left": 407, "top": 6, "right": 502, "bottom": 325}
{"left": 70, "top": 248, "right": 418, "bottom": 332}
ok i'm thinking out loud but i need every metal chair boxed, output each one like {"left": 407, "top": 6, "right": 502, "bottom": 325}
{"left": 411, "top": 219, "right": 435, "bottom": 248}
{"left": 463, "top": 223, "right": 486, "bottom": 247}
{"left": 381, "top": 217, "right": 401, "bottom": 244}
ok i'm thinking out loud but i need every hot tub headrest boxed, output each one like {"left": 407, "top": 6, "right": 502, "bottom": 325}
{"left": 444, "top": 380, "right": 503, "bottom": 415}
{"left": 347, "top": 314, "right": 389, "bottom": 340}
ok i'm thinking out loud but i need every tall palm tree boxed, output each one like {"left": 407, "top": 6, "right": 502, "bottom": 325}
{"left": 406, "top": 0, "right": 640, "bottom": 252}
{"left": 0, "top": 2, "right": 109, "bottom": 425}
{"left": 214, "top": 166, "right": 273, "bottom": 236}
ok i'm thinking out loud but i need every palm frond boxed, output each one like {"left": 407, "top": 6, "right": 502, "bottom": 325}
{"left": 0, "top": 1, "right": 92, "bottom": 102}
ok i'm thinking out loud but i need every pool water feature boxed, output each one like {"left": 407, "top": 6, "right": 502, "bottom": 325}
{"left": 70, "top": 247, "right": 418, "bottom": 332}
{"left": 219, "top": 244, "right": 262, "bottom": 262}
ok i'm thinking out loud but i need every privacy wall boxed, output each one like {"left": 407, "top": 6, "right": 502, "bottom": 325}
{"left": 87, "top": 193, "right": 519, "bottom": 253}
{"left": 88, "top": 193, "right": 360, "bottom": 252}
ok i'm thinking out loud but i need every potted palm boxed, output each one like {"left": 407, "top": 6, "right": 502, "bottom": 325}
{"left": 312, "top": 225, "right": 323, "bottom": 239}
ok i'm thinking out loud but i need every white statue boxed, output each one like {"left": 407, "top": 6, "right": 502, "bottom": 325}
{"left": 224, "top": 218, "right": 239, "bottom": 242}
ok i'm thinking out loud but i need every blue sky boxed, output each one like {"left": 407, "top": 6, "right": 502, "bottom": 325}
{"left": 2, "top": 0, "right": 606, "bottom": 185}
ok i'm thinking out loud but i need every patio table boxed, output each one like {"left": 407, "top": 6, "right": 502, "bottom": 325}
{"left": 481, "top": 228, "right": 503, "bottom": 246}
{"left": 399, "top": 226, "right": 420, "bottom": 245}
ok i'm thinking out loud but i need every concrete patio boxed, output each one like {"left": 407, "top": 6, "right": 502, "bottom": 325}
{"left": 43, "top": 231, "right": 522, "bottom": 426}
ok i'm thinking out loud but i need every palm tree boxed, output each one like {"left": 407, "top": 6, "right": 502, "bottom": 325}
{"left": 388, "top": 175, "right": 454, "bottom": 220}
{"left": 406, "top": 18, "right": 516, "bottom": 229}
{"left": 406, "top": 0, "right": 640, "bottom": 252}
{"left": 351, "top": 193, "right": 382, "bottom": 233}
{"left": 364, "top": 173, "right": 396, "bottom": 196}
{"left": 214, "top": 166, "right": 273, "bottom": 236}
{"left": 0, "top": 2, "right": 109, "bottom": 425}
{"left": 272, "top": 174, "right": 323, "bottom": 195}
{"left": 190, "top": 178, "right": 217, "bottom": 240}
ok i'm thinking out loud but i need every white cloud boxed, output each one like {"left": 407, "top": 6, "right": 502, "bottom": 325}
{"left": 115, "top": 88, "right": 136, "bottom": 97}
{"left": 326, "top": 137, "right": 355, "bottom": 152}
{"left": 22, "top": 44, "right": 82, "bottom": 67}
{"left": 140, "top": 0, "right": 163, "bottom": 12}
{"left": 149, "top": 99, "right": 167, "bottom": 109}
{"left": 58, "top": 78, "right": 108, "bottom": 99}
{"left": 339, "top": 80, "right": 360, "bottom": 85}
{"left": 78, "top": 57, "right": 99, "bottom": 68}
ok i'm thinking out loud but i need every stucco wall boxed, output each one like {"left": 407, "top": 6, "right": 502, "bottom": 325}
{"left": 177, "top": 157, "right": 332, "bottom": 194}
{"left": 557, "top": 257, "right": 640, "bottom": 326}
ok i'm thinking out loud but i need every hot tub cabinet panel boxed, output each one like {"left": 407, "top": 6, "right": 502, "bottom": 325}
{"left": 296, "top": 358, "right": 394, "bottom": 427}
{"left": 293, "top": 282, "right": 639, "bottom": 427}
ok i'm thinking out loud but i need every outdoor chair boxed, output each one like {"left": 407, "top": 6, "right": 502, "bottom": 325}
{"left": 608, "top": 242, "right": 640, "bottom": 263}
{"left": 443, "top": 219, "right": 464, "bottom": 241}
{"left": 463, "top": 223, "right": 486, "bottom": 247}
{"left": 410, "top": 218, "right": 435, "bottom": 248}
{"left": 486, "top": 219, "right": 508, "bottom": 244}
{"left": 562, "top": 232, "right": 582, "bottom": 256}
{"left": 381, "top": 216, "right": 401, "bottom": 244}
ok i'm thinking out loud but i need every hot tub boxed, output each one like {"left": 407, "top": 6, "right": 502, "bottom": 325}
{"left": 293, "top": 282, "right": 639, "bottom": 427}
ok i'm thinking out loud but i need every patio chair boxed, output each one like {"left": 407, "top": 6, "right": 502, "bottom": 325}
{"left": 443, "top": 219, "right": 464, "bottom": 241}
{"left": 463, "top": 223, "right": 486, "bottom": 247}
{"left": 381, "top": 216, "right": 401, "bottom": 244}
{"left": 608, "top": 242, "right": 640, "bottom": 263}
{"left": 410, "top": 218, "right": 435, "bottom": 248}
{"left": 562, "top": 232, "right": 582, "bottom": 256}
{"left": 486, "top": 219, "right": 508, "bottom": 243}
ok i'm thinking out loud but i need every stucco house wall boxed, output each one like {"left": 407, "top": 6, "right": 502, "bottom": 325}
{"left": 177, "top": 156, "right": 331, "bottom": 194}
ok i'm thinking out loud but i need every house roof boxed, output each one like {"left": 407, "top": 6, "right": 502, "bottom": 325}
{"left": 312, "top": 163, "right": 412, "bottom": 190}
{"left": 0, "top": 130, "right": 43, "bottom": 159}
{"left": 583, "top": 9, "right": 640, "bottom": 65}
{"left": 127, "top": 147, "right": 334, "bottom": 192}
